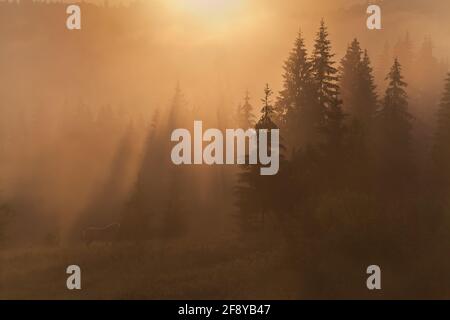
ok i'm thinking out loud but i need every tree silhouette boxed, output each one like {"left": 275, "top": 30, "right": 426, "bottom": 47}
{"left": 162, "top": 85, "right": 189, "bottom": 239}
{"left": 0, "top": 200, "right": 13, "bottom": 244}
{"left": 340, "top": 40, "right": 378, "bottom": 127}
{"left": 393, "top": 32, "right": 414, "bottom": 80}
{"left": 432, "top": 73, "right": 450, "bottom": 187}
{"left": 276, "top": 30, "right": 318, "bottom": 148}
{"left": 375, "top": 58, "right": 414, "bottom": 189}
{"left": 235, "top": 90, "right": 256, "bottom": 129}
{"left": 413, "top": 36, "right": 443, "bottom": 123}
{"left": 376, "top": 41, "right": 391, "bottom": 87}
{"left": 311, "top": 19, "right": 339, "bottom": 126}
{"left": 235, "top": 84, "right": 282, "bottom": 233}
{"left": 340, "top": 39, "right": 363, "bottom": 114}
{"left": 357, "top": 50, "right": 378, "bottom": 125}
{"left": 123, "top": 84, "right": 189, "bottom": 242}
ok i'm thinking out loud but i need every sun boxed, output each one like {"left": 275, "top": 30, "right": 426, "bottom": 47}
{"left": 173, "top": 0, "right": 241, "bottom": 18}
{"left": 165, "top": 0, "right": 246, "bottom": 40}
{"left": 178, "top": 0, "right": 236, "bottom": 11}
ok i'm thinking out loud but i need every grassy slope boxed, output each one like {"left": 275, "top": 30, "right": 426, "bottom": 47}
{"left": 0, "top": 240, "right": 299, "bottom": 300}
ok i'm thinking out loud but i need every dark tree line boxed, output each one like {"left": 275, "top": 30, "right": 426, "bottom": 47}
{"left": 229, "top": 20, "right": 450, "bottom": 297}
{"left": 433, "top": 73, "right": 450, "bottom": 190}
{"left": 234, "top": 20, "right": 450, "bottom": 296}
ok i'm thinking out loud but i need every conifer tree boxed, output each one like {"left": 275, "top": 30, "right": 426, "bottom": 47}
{"left": 339, "top": 38, "right": 363, "bottom": 115}
{"left": 235, "top": 91, "right": 256, "bottom": 129}
{"left": 168, "top": 82, "right": 187, "bottom": 129}
{"left": 377, "top": 41, "right": 391, "bottom": 87}
{"left": 414, "top": 36, "right": 441, "bottom": 105}
{"left": 432, "top": 73, "right": 450, "bottom": 185}
{"left": 310, "top": 20, "right": 347, "bottom": 161}
{"left": 276, "top": 30, "right": 317, "bottom": 148}
{"left": 376, "top": 58, "right": 413, "bottom": 186}
{"left": 311, "top": 19, "right": 339, "bottom": 122}
{"left": 393, "top": 32, "right": 414, "bottom": 80}
{"left": 333, "top": 44, "right": 377, "bottom": 189}
{"left": 235, "top": 84, "right": 281, "bottom": 232}
{"left": 355, "top": 50, "right": 378, "bottom": 128}
{"left": 124, "top": 85, "right": 188, "bottom": 241}
{"left": 163, "top": 85, "right": 188, "bottom": 239}
{"left": 340, "top": 40, "right": 378, "bottom": 127}
{"left": 320, "top": 94, "right": 346, "bottom": 152}
{"left": 258, "top": 84, "right": 277, "bottom": 130}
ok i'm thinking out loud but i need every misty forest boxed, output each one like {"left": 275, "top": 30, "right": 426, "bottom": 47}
{"left": 1, "top": 0, "right": 450, "bottom": 299}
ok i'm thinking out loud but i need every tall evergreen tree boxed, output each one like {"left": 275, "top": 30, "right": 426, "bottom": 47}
{"left": 319, "top": 90, "right": 348, "bottom": 192}
{"left": 124, "top": 85, "right": 188, "bottom": 241}
{"left": 235, "top": 90, "right": 256, "bottom": 129}
{"left": 235, "top": 84, "right": 281, "bottom": 233}
{"left": 357, "top": 50, "right": 378, "bottom": 126}
{"left": 340, "top": 40, "right": 377, "bottom": 127}
{"left": 311, "top": 19, "right": 339, "bottom": 124}
{"left": 432, "top": 73, "right": 450, "bottom": 186}
{"left": 414, "top": 36, "right": 441, "bottom": 103}
{"left": 276, "top": 30, "right": 317, "bottom": 148}
{"left": 377, "top": 41, "right": 391, "bottom": 88}
{"left": 163, "top": 85, "right": 188, "bottom": 239}
{"left": 339, "top": 38, "right": 363, "bottom": 115}
{"left": 258, "top": 84, "right": 276, "bottom": 129}
{"left": 376, "top": 58, "right": 414, "bottom": 187}
{"left": 335, "top": 43, "right": 378, "bottom": 190}
{"left": 393, "top": 32, "right": 414, "bottom": 80}
{"left": 320, "top": 94, "right": 346, "bottom": 152}
{"left": 310, "top": 20, "right": 348, "bottom": 167}
{"left": 168, "top": 82, "right": 187, "bottom": 129}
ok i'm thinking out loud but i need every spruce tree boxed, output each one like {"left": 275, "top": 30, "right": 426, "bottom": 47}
{"left": 320, "top": 94, "right": 346, "bottom": 152}
{"left": 319, "top": 91, "right": 348, "bottom": 193}
{"left": 258, "top": 84, "right": 277, "bottom": 129}
{"left": 235, "top": 84, "right": 281, "bottom": 233}
{"left": 339, "top": 38, "right": 363, "bottom": 116}
{"left": 377, "top": 41, "right": 391, "bottom": 87}
{"left": 357, "top": 50, "right": 378, "bottom": 126}
{"left": 393, "top": 32, "right": 414, "bottom": 80}
{"left": 276, "top": 30, "right": 316, "bottom": 148}
{"left": 310, "top": 20, "right": 346, "bottom": 158}
{"left": 124, "top": 85, "right": 188, "bottom": 241}
{"left": 235, "top": 91, "right": 255, "bottom": 129}
{"left": 311, "top": 19, "right": 339, "bottom": 122}
{"left": 432, "top": 73, "right": 450, "bottom": 185}
{"left": 414, "top": 36, "right": 442, "bottom": 115}
{"left": 168, "top": 82, "right": 187, "bottom": 129}
{"left": 340, "top": 40, "right": 378, "bottom": 127}
{"left": 376, "top": 58, "right": 413, "bottom": 187}
{"left": 163, "top": 85, "right": 188, "bottom": 239}
{"left": 338, "top": 44, "right": 378, "bottom": 190}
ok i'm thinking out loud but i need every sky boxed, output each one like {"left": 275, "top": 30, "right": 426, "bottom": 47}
{"left": 1, "top": 0, "right": 449, "bottom": 110}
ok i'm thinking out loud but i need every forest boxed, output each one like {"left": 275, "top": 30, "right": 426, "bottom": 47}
{"left": 1, "top": 0, "right": 450, "bottom": 299}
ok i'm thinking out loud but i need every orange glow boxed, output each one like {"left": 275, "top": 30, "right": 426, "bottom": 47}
{"left": 170, "top": 0, "right": 242, "bottom": 23}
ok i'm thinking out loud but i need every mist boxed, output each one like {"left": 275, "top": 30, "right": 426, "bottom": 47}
{"left": 1, "top": 0, "right": 450, "bottom": 299}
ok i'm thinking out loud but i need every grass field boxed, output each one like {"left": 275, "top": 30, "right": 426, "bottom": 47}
{"left": 0, "top": 239, "right": 300, "bottom": 300}
{"left": 2, "top": 235, "right": 450, "bottom": 300}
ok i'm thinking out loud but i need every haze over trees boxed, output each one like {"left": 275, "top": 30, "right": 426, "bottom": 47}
{"left": 1, "top": 0, "right": 450, "bottom": 299}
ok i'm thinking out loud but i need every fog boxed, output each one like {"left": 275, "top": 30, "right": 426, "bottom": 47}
{"left": 0, "top": 0, "right": 449, "bottom": 244}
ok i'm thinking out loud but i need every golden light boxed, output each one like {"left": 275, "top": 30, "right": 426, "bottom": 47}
{"left": 172, "top": 0, "right": 242, "bottom": 20}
